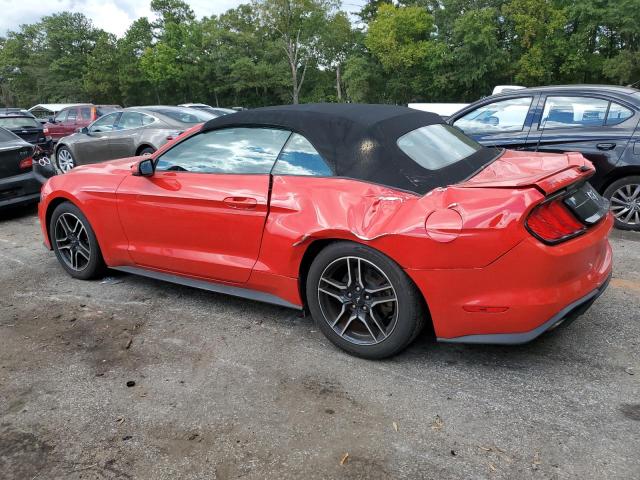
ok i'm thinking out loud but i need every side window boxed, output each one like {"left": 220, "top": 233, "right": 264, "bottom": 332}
{"left": 606, "top": 102, "right": 634, "bottom": 126}
{"left": 156, "top": 127, "right": 290, "bottom": 174}
{"left": 54, "top": 110, "right": 67, "bottom": 123}
{"left": 89, "top": 112, "right": 119, "bottom": 133}
{"left": 67, "top": 109, "right": 78, "bottom": 122}
{"left": 141, "top": 114, "right": 155, "bottom": 126}
{"left": 80, "top": 107, "right": 92, "bottom": 121}
{"left": 541, "top": 96, "right": 609, "bottom": 129}
{"left": 117, "top": 112, "right": 144, "bottom": 130}
{"left": 272, "top": 133, "right": 332, "bottom": 176}
{"left": 454, "top": 97, "right": 533, "bottom": 134}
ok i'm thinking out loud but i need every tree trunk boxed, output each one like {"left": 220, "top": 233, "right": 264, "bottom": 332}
{"left": 291, "top": 60, "right": 299, "bottom": 104}
{"left": 336, "top": 64, "right": 342, "bottom": 102}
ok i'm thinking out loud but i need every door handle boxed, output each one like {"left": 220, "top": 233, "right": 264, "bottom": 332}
{"left": 223, "top": 196, "right": 258, "bottom": 209}
{"left": 596, "top": 143, "right": 616, "bottom": 151}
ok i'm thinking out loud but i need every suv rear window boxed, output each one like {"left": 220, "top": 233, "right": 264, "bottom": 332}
{"left": 397, "top": 124, "right": 484, "bottom": 170}
{"left": 0, "top": 117, "right": 41, "bottom": 129}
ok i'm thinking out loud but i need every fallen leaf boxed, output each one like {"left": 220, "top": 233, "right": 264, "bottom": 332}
{"left": 489, "top": 463, "right": 497, "bottom": 472}
{"left": 340, "top": 452, "right": 349, "bottom": 465}
{"left": 115, "top": 416, "right": 125, "bottom": 425}
{"left": 392, "top": 422, "right": 398, "bottom": 432}
{"left": 125, "top": 338, "right": 133, "bottom": 350}
{"left": 625, "top": 367, "right": 634, "bottom": 375}
{"left": 431, "top": 415, "right": 444, "bottom": 431}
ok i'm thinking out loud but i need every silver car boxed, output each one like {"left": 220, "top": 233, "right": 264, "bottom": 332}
{"left": 54, "top": 106, "right": 216, "bottom": 173}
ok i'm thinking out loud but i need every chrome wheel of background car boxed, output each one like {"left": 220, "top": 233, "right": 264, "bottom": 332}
{"left": 54, "top": 213, "right": 91, "bottom": 271}
{"left": 56, "top": 148, "right": 75, "bottom": 173}
{"left": 610, "top": 183, "right": 640, "bottom": 227}
{"left": 317, "top": 256, "right": 398, "bottom": 346}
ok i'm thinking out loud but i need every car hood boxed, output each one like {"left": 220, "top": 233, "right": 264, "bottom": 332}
{"left": 460, "top": 149, "right": 594, "bottom": 195}
{"left": 70, "top": 156, "right": 140, "bottom": 175}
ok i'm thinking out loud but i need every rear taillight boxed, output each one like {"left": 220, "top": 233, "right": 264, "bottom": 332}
{"left": 526, "top": 198, "right": 586, "bottom": 244}
{"left": 43, "top": 127, "right": 49, "bottom": 134}
{"left": 19, "top": 157, "right": 33, "bottom": 169}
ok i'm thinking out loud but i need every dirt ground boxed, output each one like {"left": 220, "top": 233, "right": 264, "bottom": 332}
{"left": 1, "top": 204, "right": 639, "bottom": 480}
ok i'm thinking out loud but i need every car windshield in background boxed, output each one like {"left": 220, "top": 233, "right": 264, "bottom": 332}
{"left": 199, "top": 107, "right": 235, "bottom": 117}
{"left": 152, "top": 108, "right": 215, "bottom": 124}
{"left": 0, "top": 117, "right": 41, "bottom": 129}
{"left": 397, "top": 124, "right": 484, "bottom": 170}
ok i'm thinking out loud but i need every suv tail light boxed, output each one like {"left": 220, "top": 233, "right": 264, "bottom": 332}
{"left": 19, "top": 157, "right": 34, "bottom": 169}
{"left": 526, "top": 198, "right": 586, "bottom": 244}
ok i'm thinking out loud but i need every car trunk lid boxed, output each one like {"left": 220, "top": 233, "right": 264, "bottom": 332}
{"left": 0, "top": 140, "right": 34, "bottom": 179}
{"left": 461, "top": 150, "right": 593, "bottom": 195}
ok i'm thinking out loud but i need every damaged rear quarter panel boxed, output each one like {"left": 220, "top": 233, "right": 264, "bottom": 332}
{"left": 254, "top": 176, "right": 541, "bottom": 278}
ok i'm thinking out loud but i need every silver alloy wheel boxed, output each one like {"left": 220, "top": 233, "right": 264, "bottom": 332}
{"left": 57, "top": 148, "right": 75, "bottom": 173}
{"left": 54, "top": 213, "right": 91, "bottom": 271}
{"left": 610, "top": 183, "right": 640, "bottom": 226}
{"left": 317, "top": 256, "right": 398, "bottom": 346}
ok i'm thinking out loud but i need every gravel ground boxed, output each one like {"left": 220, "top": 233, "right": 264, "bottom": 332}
{"left": 0, "top": 204, "right": 638, "bottom": 480}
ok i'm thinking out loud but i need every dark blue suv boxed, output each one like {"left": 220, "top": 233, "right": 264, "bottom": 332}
{"left": 448, "top": 85, "right": 640, "bottom": 230}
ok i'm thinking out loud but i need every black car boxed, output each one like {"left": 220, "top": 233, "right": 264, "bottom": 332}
{"left": 0, "top": 111, "right": 52, "bottom": 153}
{"left": 448, "top": 85, "right": 640, "bottom": 230}
{"left": 0, "top": 127, "right": 44, "bottom": 209}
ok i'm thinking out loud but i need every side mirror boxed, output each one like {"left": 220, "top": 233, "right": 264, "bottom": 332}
{"left": 48, "top": 117, "right": 55, "bottom": 124}
{"left": 80, "top": 127, "right": 89, "bottom": 134}
{"left": 134, "top": 158, "right": 154, "bottom": 177}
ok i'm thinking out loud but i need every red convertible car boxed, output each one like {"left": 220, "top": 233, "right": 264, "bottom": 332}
{"left": 38, "top": 104, "right": 613, "bottom": 358}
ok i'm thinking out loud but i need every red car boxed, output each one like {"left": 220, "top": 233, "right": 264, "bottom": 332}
{"left": 44, "top": 104, "right": 121, "bottom": 142}
{"left": 38, "top": 104, "right": 613, "bottom": 359}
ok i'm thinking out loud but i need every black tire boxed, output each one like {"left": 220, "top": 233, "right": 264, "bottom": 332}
{"left": 56, "top": 146, "right": 76, "bottom": 173}
{"left": 50, "top": 202, "right": 106, "bottom": 280}
{"left": 138, "top": 147, "right": 155, "bottom": 156}
{"left": 603, "top": 176, "right": 640, "bottom": 231}
{"left": 306, "top": 241, "right": 425, "bottom": 359}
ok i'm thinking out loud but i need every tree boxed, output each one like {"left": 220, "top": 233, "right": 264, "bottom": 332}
{"left": 255, "top": 0, "right": 338, "bottom": 104}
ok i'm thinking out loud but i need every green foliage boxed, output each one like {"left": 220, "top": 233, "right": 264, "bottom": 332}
{"left": 0, "top": 0, "right": 638, "bottom": 109}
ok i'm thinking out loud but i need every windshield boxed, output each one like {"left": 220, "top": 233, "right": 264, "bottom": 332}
{"left": 151, "top": 107, "right": 216, "bottom": 124}
{"left": 0, "top": 117, "right": 41, "bottom": 129}
{"left": 397, "top": 124, "right": 484, "bottom": 170}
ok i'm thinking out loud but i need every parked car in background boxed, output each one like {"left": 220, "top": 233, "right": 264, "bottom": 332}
{"left": 0, "top": 108, "right": 37, "bottom": 119}
{"left": 0, "top": 127, "right": 41, "bottom": 209}
{"left": 54, "top": 106, "right": 216, "bottom": 172}
{"left": 448, "top": 85, "right": 640, "bottom": 230}
{"left": 179, "top": 103, "right": 237, "bottom": 117}
{"left": 0, "top": 110, "right": 52, "bottom": 153}
{"left": 44, "top": 104, "right": 121, "bottom": 142}
{"left": 39, "top": 104, "right": 612, "bottom": 359}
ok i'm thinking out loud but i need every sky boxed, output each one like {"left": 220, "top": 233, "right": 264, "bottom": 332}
{"left": 0, "top": 0, "right": 366, "bottom": 37}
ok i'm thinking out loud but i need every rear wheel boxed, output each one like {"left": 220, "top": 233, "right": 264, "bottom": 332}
{"left": 603, "top": 176, "right": 640, "bottom": 231}
{"left": 306, "top": 241, "right": 425, "bottom": 359}
{"left": 56, "top": 147, "right": 75, "bottom": 173}
{"left": 50, "top": 202, "right": 105, "bottom": 280}
{"left": 138, "top": 147, "right": 155, "bottom": 156}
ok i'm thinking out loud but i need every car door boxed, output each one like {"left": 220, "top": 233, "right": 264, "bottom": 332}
{"left": 73, "top": 112, "right": 122, "bottom": 164}
{"left": 109, "top": 111, "right": 155, "bottom": 159}
{"left": 62, "top": 108, "right": 80, "bottom": 137}
{"left": 449, "top": 95, "right": 538, "bottom": 149}
{"left": 49, "top": 110, "right": 68, "bottom": 140}
{"left": 526, "top": 95, "right": 638, "bottom": 190}
{"left": 116, "top": 126, "right": 292, "bottom": 283}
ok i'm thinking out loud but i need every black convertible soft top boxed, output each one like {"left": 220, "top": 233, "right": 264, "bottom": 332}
{"left": 202, "top": 103, "right": 497, "bottom": 194}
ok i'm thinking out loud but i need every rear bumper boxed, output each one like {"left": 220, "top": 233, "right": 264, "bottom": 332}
{"left": 0, "top": 171, "right": 41, "bottom": 208}
{"left": 406, "top": 214, "right": 613, "bottom": 343}
{"left": 438, "top": 273, "right": 610, "bottom": 344}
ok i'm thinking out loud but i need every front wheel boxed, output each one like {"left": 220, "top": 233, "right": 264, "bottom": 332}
{"left": 306, "top": 242, "right": 425, "bottom": 359}
{"left": 603, "top": 176, "right": 640, "bottom": 231}
{"left": 56, "top": 147, "right": 76, "bottom": 173}
{"left": 50, "top": 202, "right": 105, "bottom": 280}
